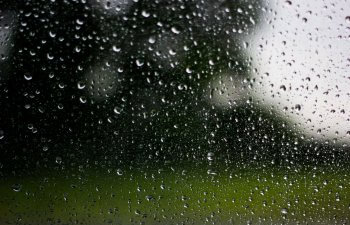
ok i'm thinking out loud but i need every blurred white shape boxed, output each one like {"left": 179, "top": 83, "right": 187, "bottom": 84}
{"left": 0, "top": 10, "right": 16, "bottom": 78}
{"left": 249, "top": 0, "right": 350, "bottom": 142}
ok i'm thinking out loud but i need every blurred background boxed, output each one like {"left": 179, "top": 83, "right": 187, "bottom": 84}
{"left": 1, "top": 0, "right": 348, "bottom": 172}
{"left": 0, "top": 0, "right": 350, "bottom": 224}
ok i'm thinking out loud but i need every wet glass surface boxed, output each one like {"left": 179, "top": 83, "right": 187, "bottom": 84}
{"left": 0, "top": 0, "right": 350, "bottom": 224}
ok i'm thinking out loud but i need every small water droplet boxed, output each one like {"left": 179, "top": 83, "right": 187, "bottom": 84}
{"left": 285, "top": 0, "right": 292, "bottom": 6}
{"left": 345, "top": 16, "right": 350, "bottom": 23}
{"left": 148, "top": 36, "right": 156, "bottom": 44}
{"left": 24, "top": 74, "right": 32, "bottom": 81}
{"left": 295, "top": 104, "right": 301, "bottom": 111}
{"left": 141, "top": 10, "right": 150, "bottom": 18}
{"left": 79, "top": 96, "right": 87, "bottom": 104}
{"left": 76, "top": 19, "right": 84, "bottom": 25}
{"left": 77, "top": 82, "right": 85, "bottom": 90}
{"left": 207, "top": 152, "right": 215, "bottom": 161}
{"left": 112, "top": 45, "right": 121, "bottom": 52}
{"left": 55, "top": 156, "right": 62, "bottom": 164}
{"left": 281, "top": 208, "right": 288, "bottom": 215}
{"left": 114, "top": 106, "right": 122, "bottom": 114}
{"left": 0, "top": 130, "right": 4, "bottom": 140}
{"left": 49, "top": 31, "right": 56, "bottom": 38}
{"left": 12, "top": 184, "right": 22, "bottom": 192}
{"left": 171, "top": 27, "right": 180, "bottom": 34}
{"left": 117, "top": 169, "right": 123, "bottom": 176}
{"left": 186, "top": 68, "right": 192, "bottom": 74}
{"left": 145, "top": 195, "right": 154, "bottom": 201}
{"left": 136, "top": 59, "right": 144, "bottom": 67}
{"left": 169, "top": 49, "right": 176, "bottom": 55}
{"left": 47, "top": 53, "right": 54, "bottom": 60}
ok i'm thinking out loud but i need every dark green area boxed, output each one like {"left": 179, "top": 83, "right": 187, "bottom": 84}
{"left": 1, "top": 165, "right": 350, "bottom": 224}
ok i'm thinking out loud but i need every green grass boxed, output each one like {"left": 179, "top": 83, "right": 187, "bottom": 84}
{"left": 1, "top": 165, "right": 350, "bottom": 224}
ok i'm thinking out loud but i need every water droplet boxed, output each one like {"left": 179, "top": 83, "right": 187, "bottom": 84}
{"left": 12, "top": 184, "right": 22, "bottom": 192}
{"left": 186, "top": 68, "right": 192, "bottom": 74}
{"left": 295, "top": 104, "right": 301, "bottom": 111}
{"left": 148, "top": 36, "right": 156, "bottom": 44}
{"left": 49, "top": 31, "right": 56, "bottom": 38}
{"left": 76, "top": 19, "right": 84, "bottom": 25}
{"left": 345, "top": 16, "right": 350, "bottom": 23}
{"left": 114, "top": 106, "right": 122, "bottom": 114}
{"left": 171, "top": 27, "right": 180, "bottom": 34}
{"left": 281, "top": 208, "right": 288, "bottom": 215}
{"left": 177, "top": 84, "right": 184, "bottom": 90}
{"left": 285, "top": 0, "right": 292, "bottom": 6}
{"left": 117, "top": 169, "right": 123, "bottom": 176}
{"left": 79, "top": 96, "right": 87, "bottom": 104}
{"left": 207, "top": 152, "right": 215, "bottom": 161}
{"left": 141, "top": 10, "right": 150, "bottom": 18}
{"left": 47, "top": 53, "right": 54, "bottom": 60}
{"left": 0, "top": 130, "right": 4, "bottom": 140}
{"left": 55, "top": 156, "right": 62, "bottom": 164}
{"left": 24, "top": 74, "right": 32, "bottom": 81}
{"left": 112, "top": 45, "right": 121, "bottom": 52}
{"left": 136, "top": 59, "right": 144, "bottom": 67}
{"left": 77, "top": 82, "right": 85, "bottom": 90}
{"left": 145, "top": 195, "right": 154, "bottom": 201}
{"left": 169, "top": 49, "right": 176, "bottom": 55}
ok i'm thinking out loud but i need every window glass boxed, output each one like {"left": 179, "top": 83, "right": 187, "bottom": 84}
{"left": 0, "top": 0, "right": 349, "bottom": 224}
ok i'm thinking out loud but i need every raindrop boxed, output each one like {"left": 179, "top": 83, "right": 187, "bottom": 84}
{"left": 55, "top": 156, "right": 62, "bottom": 164}
{"left": 346, "top": 16, "right": 350, "bottom": 23}
{"left": 141, "top": 10, "right": 150, "bottom": 18}
{"left": 114, "top": 106, "right": 122, "bottom": 114}
{"left": 112, "top": 45, "right": 121, "bottom": 52}
{"left": 207, "top": 152, "right": 215, "bottom": 161}
{"left": 24, "top": 74, "right": 32, "bottom": 81}
{"left": 12, "top": 184, "right": 22, "bottom": 192}
{"left": 77, "top": 82, "right": 86, "bottom": 89}
{"left": 79, "top": 96, "right": 87, "bottom": 104}
{"left": 281, "top": 208, "right": 288, "bottom": 215}
{"left": 76, "top": 19, "right": 84, "bottom": 25}
{"left": 49, "top": 31, "right": 56, "bottom": 38}
{"left": 169, "top": 49, "right": 176, "bottom": 55}
{"left": 145, "top": 195, "right": 154, "bottom": 201}
{"left": 136, "top": 59, "right": 144, "bottom": 67}
{"left": 117, "top": 169, "right": 123, "bottom": 176}
{"left": 148, "top": 36, "right": 156, "bottom": 44}
{"left": 285, "top": 0, "right": 292, "bottom": 6}
{"left": 171, "top": 27, "right": 180, "bottom": 34}
{"left": 186, "top": 68, "right": 192, "bottom": 74}
{"left": 0, "top": 130, "right": 4, "bottom": 140}
{"left": 47, "top": 53, "right": 54, "bottom": 60}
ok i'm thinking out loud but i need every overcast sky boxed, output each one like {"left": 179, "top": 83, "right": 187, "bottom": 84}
{"left": 249, "top": 0, "right": 350, "bottom": 143}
